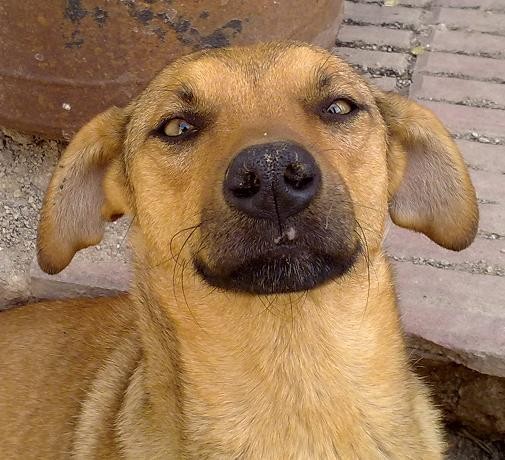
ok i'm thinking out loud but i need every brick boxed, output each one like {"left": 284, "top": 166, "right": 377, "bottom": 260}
{"left": 437, "top": 8, "right": 505, "bottom": 35}
{"left": 344, "top": 2, "right": 424, "bottom": 27}
{"left": 469, "top": 169, "right": 504, "bottom": 204}
{"left": 336, "top": 24, "right": 413, "bottom": 49}
{"left": 419, "top": 100, "right": 505, "bottom": 140}
{"left": 334, "top": 47, "right": 409, "bottom": 73}
{"left": 395, "top": 261, "right": 505, "bottom": 377}
{"left": 386, "top": 225, "right": 505, "bottom": 270}
{"left": 411, "top": 75, "right": 505, "bottom": 108}
{"left": 368, "top": 76, "right": 397, "bottom": 91}
{"left": 476, "top": 205, "right": 505, "bottom": 238}
{"left": 434, "top": 0, "right": 505, "bottom": 11}
{"left": 354, "top": 0, "right": 431, "bottom": 7}
{"left": 469, "top": 170, "right": 505, "bottom": 237}
{"left": 398, "top": 0, "right": 430, "bottom": 5}
{"left": 457, "top": 140, "right": 505, "bottom": 174}
{"left": 416, "top": 52, "right": 505, "bottom": 83}
{"left": 431, "top": 30, "right": 505, "bottom": 58}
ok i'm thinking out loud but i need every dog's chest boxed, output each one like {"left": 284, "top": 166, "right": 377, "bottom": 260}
{"left": 179, "top": 370, "right": 392, "bottom": 459}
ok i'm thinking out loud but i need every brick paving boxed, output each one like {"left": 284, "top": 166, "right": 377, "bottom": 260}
{"left": 337, "top": 2, "right": 505, "bottom": 455}
{"left": 335, "top": 0, "right": 504, "bottom": 327}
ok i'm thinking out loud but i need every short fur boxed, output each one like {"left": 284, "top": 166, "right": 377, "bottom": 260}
{"left": 0, "top": 43, "right": 478, "bottom": 459}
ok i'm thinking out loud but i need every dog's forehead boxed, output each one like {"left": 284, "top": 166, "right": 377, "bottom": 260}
{"left": 147, "top": 44, "right": 372, "bottom": 103}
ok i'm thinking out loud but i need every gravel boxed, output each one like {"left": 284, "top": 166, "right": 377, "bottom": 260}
{"left": 0, "top": 128, "right": 131, "bottom": 307}
{"left": 0, "top": 128, "right": 62, "bottom": 305}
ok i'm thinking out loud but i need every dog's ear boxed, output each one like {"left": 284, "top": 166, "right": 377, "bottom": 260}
{"left": 37, "top": 107, "right": 131, "bottom": 274}
{"left": 375, "top": 91, "right": 478, "bottom": 250}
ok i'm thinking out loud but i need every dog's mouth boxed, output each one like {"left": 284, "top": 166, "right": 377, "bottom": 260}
{"left": 193, "top": 242, "right": 360, "bottom": 295}
{"left": 195, "top": 177, "right": 359, "bottom": 295}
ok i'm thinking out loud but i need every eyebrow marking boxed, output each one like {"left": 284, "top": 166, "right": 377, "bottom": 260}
{"left": 318, "top": 72, "right": 332, "bottom": 89}
{"left": 176, "top": 84, "right": 195, "bottom": 104}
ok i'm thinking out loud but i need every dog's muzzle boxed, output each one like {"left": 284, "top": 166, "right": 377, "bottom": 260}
{"left": 194, "top": 141, "right": 358, "bottom": 295}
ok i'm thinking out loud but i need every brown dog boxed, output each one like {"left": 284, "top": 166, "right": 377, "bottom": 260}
{"left": 0, "top": 42, "right": 478, "bottom": 459}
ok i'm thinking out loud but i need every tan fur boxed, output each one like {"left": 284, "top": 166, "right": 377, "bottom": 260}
{"left": 0, "top": 43, "right": 478, "bottom": 459}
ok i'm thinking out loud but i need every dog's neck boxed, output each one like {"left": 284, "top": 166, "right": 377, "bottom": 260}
{"left": 125, "top": 247, "right": 412, "bottom": 456}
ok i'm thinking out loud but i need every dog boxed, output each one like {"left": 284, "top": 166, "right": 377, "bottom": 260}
{"left": 0, "top": 42, "right": 478, "bottom": 459}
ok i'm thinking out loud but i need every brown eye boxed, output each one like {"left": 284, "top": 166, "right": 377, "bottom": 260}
{"left": 163, "top": 118, "right": 196, "bottom": 137}
{"left": 325, "top": 99, "right": 353, "bottom": 115}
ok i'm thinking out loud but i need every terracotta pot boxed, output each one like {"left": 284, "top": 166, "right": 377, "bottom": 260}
{"left": 0, "top": 0, "right": 344, "bottom": 139}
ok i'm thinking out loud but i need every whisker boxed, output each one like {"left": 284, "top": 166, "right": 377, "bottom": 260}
{"left": 169, "top": 223, "right": 202, "bottom": 263}
{"left": 174, "top": 225, "right": 201, "bottom": 268}
{"left": 356, "top": 227, "right": 371, "bottom": 323}
{"left": 143, "top": 217, "right": 211, "bottom": 272}
{"left": 180, "top": 258, "right": 204, "bottom": 330}
{"left": 259, "top": 294, "right": 281, "bottom": 319}
{"left": 354, "top": 219, "right": 379, "bottom": 326}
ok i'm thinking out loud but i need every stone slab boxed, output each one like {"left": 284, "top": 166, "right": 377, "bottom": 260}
{"left": 394, "top": 261, "right": 505, "bottom": 377}
{"left": 369, "top": 76, "right": 398, "bottom": 92}
{"left": 30, "top": 254, "right": 131, "bottom": 300}
{"left": 29, "top": 219, "right": 133, "bottom": 300}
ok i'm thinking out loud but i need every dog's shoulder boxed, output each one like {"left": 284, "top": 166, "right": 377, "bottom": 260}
{"left": 0, "top": 296, "right": 137, "bottom": 458}
{"left": 0, "top": 295, "right": 134, "bottom": 352}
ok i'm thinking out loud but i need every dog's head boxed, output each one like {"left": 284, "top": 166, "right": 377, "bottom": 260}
{"left": 37, "top": 43, "right": 478, "bottom": 295}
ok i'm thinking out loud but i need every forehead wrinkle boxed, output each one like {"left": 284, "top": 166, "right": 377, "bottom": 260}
{"left": 254, "top": 48, "right": 336, "bottom": 99}
{"left": 213, "top": 43, "right": 310, "bottom": 87}
{"left": 176, "top": 60, "right": 258, "bottom": 111}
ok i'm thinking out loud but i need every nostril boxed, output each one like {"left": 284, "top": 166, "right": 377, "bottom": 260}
{"left": 224, "top": 142, "right": 321, "bottom": 219}
{"left": 284, "top": 163, "right": 314, "bottom": 190}
{"left": 231, "top": 171, "right": 261, "bottom": 198}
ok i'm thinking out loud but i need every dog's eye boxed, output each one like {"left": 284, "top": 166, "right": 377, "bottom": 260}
{"left": 325, "top": 99, "right": 354, "bottom": 116}
{"left": 162, "top": 118, "right": 197, "bottom": 137}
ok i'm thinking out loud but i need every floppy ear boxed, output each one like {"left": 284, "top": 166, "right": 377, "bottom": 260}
{"left": 375, "top": 91, "right": 478, "bottom": 251}
{"left": 37, "top": 107, "right": 131, "bottom": 274}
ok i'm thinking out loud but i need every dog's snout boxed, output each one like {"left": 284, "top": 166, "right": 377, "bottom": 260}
{"left": 224, "top": 142, "right": 321, "bottom": 220}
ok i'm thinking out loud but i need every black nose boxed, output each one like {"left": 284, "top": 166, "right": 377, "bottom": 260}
{"left": 223, "top": 142, "right": 321, "bottom": 220}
